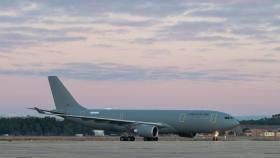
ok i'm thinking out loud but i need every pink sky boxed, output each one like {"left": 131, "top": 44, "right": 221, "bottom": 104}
{"left": 0, "top": 75, "right": 279, "bottom": 116}
{"left": 0, "top": 1, "right": 280, "bottom": 116}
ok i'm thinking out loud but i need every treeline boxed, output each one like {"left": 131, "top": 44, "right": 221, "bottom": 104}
{"left": 240, "top": 117, "right": 280, "bottom": 125}
{"left": 0, "top": 117, "right": 94, "bottom": 136}
{"left": 1, "top": 117, "right": 280, "bottom": 136}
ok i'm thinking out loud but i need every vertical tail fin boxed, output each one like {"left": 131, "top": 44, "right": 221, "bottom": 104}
{"left": 48, "top": 76, "right": 86, "bottom": 113}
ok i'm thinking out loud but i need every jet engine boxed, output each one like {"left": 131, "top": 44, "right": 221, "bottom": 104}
{"left": 135, "top": 124, "right": 158, "bottom": 138}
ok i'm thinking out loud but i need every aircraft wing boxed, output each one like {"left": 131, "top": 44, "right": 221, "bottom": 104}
{"left": 29, "top": 107, "right": 167, "bottom": 128}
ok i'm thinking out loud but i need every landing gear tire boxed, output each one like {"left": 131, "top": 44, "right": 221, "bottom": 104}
{"left": 120, "top": 136, "right": 128, "bottom": 141}
{"left": 120, "top": 136, "right": 135, "bottom": 141}
{"left": 128, "top": 136, "right": 135, "bottom": 141}
{"left": 212, "top": 137, "right": 218, "bottom": 141}
{"left": 143, "top": 137, "right": 158, "bottom": 141}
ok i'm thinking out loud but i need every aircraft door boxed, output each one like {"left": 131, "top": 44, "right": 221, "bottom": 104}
{"left": 120, "top": 113, "right": 125, "bottom": 120}
{"left": 210, "top": 113, "right": 217, "bottom": 124}
{"left": 179, "top": 113, "right": 186, "bottom": 123}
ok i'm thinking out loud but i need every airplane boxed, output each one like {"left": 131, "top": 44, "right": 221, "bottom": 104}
{"left": 31, "top": 76, "right": 239, "bottom": 141}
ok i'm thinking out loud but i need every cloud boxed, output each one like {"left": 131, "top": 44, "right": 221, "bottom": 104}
{"left": 134, "top": 20, "right": 234, "bottom": 43}
{"left": 92, "top": 44, "right": 115, "bottom": 48}
{"left": 140, "top": 49, "right": 171, "bottom": 58}
{"left": 92, "top": 18, "right": 158, "bottom": 27}
{"left": 188, "top": 1, "right": 280, "bottom": 41}
{"left": 0, "top": 27, "right": 88, "bottom": 50}
{"left": 236, "top": 59, "right": 280, "bottom": 63}
{"left": 131, "top": 38, "right": 157, "bottom": 44}
{"left": 132, "top": 19, "right": 234, "bottom": 44}
{"left": 273, "top": 47, "right": 280, "bottom": 51}
{"left": 0, "top": 62, "right": 259, "bottom": 81}
{"left": 1, "top": 0, "right": 280, "bottom": 47}
{"left": 214, "top": 42, "right": 251, "bottom": 48}
{"left": 0, "top": 0, "right": 280, "bottom": 83}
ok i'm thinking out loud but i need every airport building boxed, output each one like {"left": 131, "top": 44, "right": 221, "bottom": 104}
{"left": 241, "top": 125, "right": 280, "bottom": 137}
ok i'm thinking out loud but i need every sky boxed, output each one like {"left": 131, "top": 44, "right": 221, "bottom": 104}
{"left": 0, "top": 0, "right": 280, "bottom": 116}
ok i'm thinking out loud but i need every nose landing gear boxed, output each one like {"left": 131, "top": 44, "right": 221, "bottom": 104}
{"left": 212, "top": 131, "right": 219, "bottom": 141}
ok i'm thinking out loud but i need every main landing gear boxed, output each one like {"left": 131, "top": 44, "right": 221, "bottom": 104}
{"left": 119, "top": 136, "right": 159, "bottom": 141}
{"left": 143, "top": 137, "right": 158, "bottom": 141}
{"left": 120, "top": 136, "right": 135, "bottom": 141}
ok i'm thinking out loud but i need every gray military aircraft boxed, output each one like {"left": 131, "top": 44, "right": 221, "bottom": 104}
{"left": 31, "top": 76, "right": 239, "bottom": 141}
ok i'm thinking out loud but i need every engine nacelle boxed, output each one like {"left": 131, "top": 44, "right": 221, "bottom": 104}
{"left": 135, "top": 124, "right": 158, "bottom": 138}
{"left": 178, "top": 133, "right": 196, "bottom": 138}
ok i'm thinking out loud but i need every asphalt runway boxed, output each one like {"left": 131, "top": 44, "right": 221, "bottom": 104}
{"left": 1, "top": 141, "right": 280, "bottom": 158}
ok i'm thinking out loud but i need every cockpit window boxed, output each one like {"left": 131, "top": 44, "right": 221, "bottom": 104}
{"left": 224, "top": 116, "right": 234, "bottom": 119}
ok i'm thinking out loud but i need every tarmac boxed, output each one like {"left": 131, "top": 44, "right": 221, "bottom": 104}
{"left": 0, "top": 141, "right": 280, "bottom": 158}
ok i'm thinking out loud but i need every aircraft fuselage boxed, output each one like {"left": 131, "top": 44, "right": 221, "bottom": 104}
{"left": 67, "top": 109, "right": 239, "bottom": 135}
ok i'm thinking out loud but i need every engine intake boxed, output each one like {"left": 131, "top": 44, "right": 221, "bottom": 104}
{"left": 135, "top": 124, "right": 158, "bottom": 138}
